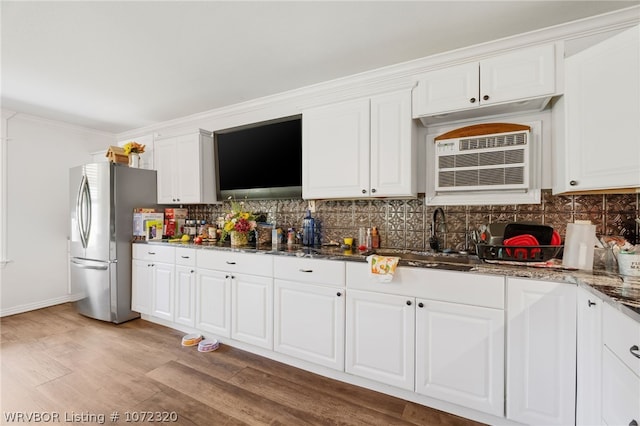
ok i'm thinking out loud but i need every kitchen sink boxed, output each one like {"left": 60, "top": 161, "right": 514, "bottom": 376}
{"left": 372, "top": 249, "right": 483, "bottom": 267}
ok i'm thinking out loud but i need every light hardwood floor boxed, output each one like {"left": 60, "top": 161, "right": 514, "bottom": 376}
{"left": 1, "top": 303, "right": 484, "bottom": 425}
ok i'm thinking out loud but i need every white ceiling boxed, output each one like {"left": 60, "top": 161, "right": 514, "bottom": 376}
{"left": 2, "top": 1, "right": 638, "bottom": 134}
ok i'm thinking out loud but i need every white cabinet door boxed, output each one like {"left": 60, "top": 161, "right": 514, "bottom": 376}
{"left": 154, "top": 130, "right": 216, "bottom": 204}
{"left": 346, "top": 289, "right": 415, "bottom": 390}
{"left": 480, "top": 44, "right": 555, "bottom": 106}
{"left": 557, "top": 25, "right": 640, "bottom": 193}
{"left": 131, "top": 259, "right": 152, "bottom": 315}
{"left": 412, "top": 62, "right": 479, "bottom": 115}
{"left": 154, "top": 138, "right": 177, "bottom": 204}
{"left": 274, "top": 279, "right": 345, "bottom": 370}
{"left": 370, "top": 90, "right": 416, "bottom": 197}
{"left": 175, "top": 265, "right": 196, "bottom": 327}
{"left": 576, "top": 287, "right": 602, "bottom": 426}
{"left": 413, "top": 44, "right": 555, "bottom": 117}
{"left": 415, "top": 299, "right": 504, "bottom": 417}
{"left": 506, "top": 278, "right": 576, "bottom": 426}
{"left": 151, "top": 262, "right": 174, "bottom": 321}
{"left": 196, "top": 268, "right": 231, "bottom": 337}
{"left": 303, "top": 98, "right": 370, "bottom": 199}
{"left": 602, "top": 347, "right": 640, "bottom": 426}
{"left": 231, "top": 273, "right": 273, "bottom": 350}
{"left": 173, "top": 135, "right": 201, "bottom": 204}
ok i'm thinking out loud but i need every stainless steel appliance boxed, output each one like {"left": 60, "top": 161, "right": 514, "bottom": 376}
{"left": 69, "top": 162, "right": 157, "bottom": 323}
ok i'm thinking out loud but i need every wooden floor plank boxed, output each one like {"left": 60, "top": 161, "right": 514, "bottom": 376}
{"left": 0, "top": 304, "right": 485, "bottom": 426}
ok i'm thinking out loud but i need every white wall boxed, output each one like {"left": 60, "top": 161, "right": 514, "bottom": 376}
{"left": 0, "top": 111, "right": 114, "bottom": 316}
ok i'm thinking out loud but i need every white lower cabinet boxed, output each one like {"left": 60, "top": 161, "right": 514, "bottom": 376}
{"left": 415, "top": 299, "right": 504, "bottom": 416}
{"left": 231, "top": 273, "right": 273, "bottom": 349}
{"left": 506, "top": 277, "right": 576, "bottom": 426}
{"left": 151, "top": 261, "right": 175, "bottom": 321}
{"left": 576, "top": 287, "right": 603, "bottom": 425}
{"left": 175, "top": 265, "right": 196, "bottom": 327}
{"left": 132, "top": 245, "right": 175, "bottom": 321}
{"left": 273, "top": 256, "right": 346, "bottom": 370}
{"left": 345, "top": 263, "right": 505, "bottom": 416}
{"left": 174, "top": 248, "right": 196, "bottom": 327}
{"left": 196, "top": 250, "right": 273, "bottom": 349}
{"left": 602, "top": 347, "right": 640, "bottom": 426}
{"left": 274, "top": 280, "right": 345, "bottom": 370}
{"left": 602, "top": 301, "right": 640, "bottom": 426}
{"left": 131, "top": 258, "right": 152, "bottom": 315}
{"left": 346, "top": 289, "right": 415, "bottom": 390}
{"left": 195, "top": 268, "right": 231, "bottom": 337}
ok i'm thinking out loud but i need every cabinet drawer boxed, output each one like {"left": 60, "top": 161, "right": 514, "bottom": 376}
{"left": 602, "top": 347, "right": 640, "bottom": 426}
{"left": 346, "top": 263, "right": 504, "bottom": 309}
{"left": 175, "top": 248, "right": 196, "bottom": 266}
{"left": 196, "top": 249, "right": 272, "bottom": 276}
{"left": 274, "top": 256, "right": 345, "bottom": 286}
{"left": 603, "top": 302, "right": 640, "bottom": 375}
{"left": 132, "top": 244, "right": 175, "bottom": 263}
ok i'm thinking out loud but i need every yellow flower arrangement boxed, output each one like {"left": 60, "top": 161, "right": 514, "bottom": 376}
{"left": 221, "top": 198, "right": 257, "bottom": 242}
{"left": 123, "top": 141, "right": 146, "bottom": 155}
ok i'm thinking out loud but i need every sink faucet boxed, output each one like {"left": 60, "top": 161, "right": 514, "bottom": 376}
{"left": 429, "top": 207, "right": 446, "bottom": 251}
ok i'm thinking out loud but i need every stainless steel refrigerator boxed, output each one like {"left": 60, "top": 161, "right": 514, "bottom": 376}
{"left": 69, "top": 162, "right": 158, "bottom": 323}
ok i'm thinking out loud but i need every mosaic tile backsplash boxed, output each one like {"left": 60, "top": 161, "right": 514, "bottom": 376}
{"left": 187, "top": 190, "right": 639, "bottom": 252}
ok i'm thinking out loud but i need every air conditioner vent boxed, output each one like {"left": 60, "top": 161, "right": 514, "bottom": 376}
{"left": 435, "top": 128, "right": 530, "bottom": 192}
{"left": 459, "top": 132, "right": 527, "bottom": 151}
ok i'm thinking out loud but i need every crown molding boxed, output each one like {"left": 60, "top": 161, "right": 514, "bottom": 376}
{"left": 117, "top": 5, "right": 640, "bottom": 140}
{"left": 2, "top": 109, "right": 115, "bottom": 138}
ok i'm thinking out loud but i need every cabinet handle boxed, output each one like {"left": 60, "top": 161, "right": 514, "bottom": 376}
{"left": 569, "top": 180, "right": 578, "bottom": 186}
{"left": 226, "top": 261, "right": 236, "bottom": 265}
{"left": 418, "top": 302, "right": 424, "bottom": 308}
{"left": 630, "top": 345, "right": 640, "bottom": 359}
{"left": 336, "top": 292, "right": 342, "bottom": 297}
{"left": 225, "top": 274, "right": 230, "bottom": 279}
{"left": 406, "top": 300, "right": 412, "bottom": 306}
{"left": 190, "top": 270, "right": 194, "bottom": 273}
{"left": 588, "top": 300, "right": 597, "bottom": 307}
{"left": 629, "top": 420, "right": 638, "bottom": 426}
{"left": 469, "top": 97, "right": 476, "bottom": 103}
{"left": 181, "top": 255, "right": 190, "bottom": 259}
{"left": 361, "top": 189, "right": 367, "bottom": 194}
{"left": 299, "top": 269, "right": 313, "bottom": 273}
{"left": 371, "top": 188, "right": 376, "bottom": 194}
{"left": 483, "top": 94, "right": 489, "bottom": 101}
{"left": 148, "top": 252, "right": 156, "bottom": 255}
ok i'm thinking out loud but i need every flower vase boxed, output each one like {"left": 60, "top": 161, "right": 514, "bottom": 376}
{"left": 230, "top": 231, "right": 248, "bottom": 247}
{"left": 129, "top": 154, "right": 140, "bottom": 168}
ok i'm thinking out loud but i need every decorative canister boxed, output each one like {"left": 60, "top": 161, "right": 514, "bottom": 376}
{"left": 129, "top": 153, "right": 140, "bottom": 168}
{"left": 230, "top": 231, "right": 248, "bottom": 247}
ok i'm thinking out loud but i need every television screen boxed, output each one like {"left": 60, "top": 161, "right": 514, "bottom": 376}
{"left": 215, "top": 116, "right": 302, "bottom": 199}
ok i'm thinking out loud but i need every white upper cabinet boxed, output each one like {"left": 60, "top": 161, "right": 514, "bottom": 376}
{"left": 413, "top": 44, "right": 556, "bottom": 121}
{"left": 303, "top": 89, "right": 416, "bottom": 199}
{"left": 154, "top": 129, "right": 217, "bottom": 204}
{"left": 554, "top": 25, "right": 640, "bottom": 193}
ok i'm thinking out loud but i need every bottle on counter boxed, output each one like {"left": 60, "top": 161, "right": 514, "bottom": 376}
{"left": 287, "top": 228, "right": 295, "bottom": 246}
{"left": 358, "top": 227, "right": 366, "bottom": 250}
{"left": 302, "top": 209, "right": 315, "bottom": 246}
{"left": 365, "top": 228, "right": 372, "bottom": 250}
{"left": 371, "top": 227, "right": 380, "bottom": 249}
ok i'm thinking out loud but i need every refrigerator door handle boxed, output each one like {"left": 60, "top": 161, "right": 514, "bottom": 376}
{"left": 77, "top": 174, "right": 92, "bottom": 248}
{"left": 71, "top": 259, "right": 109, "bottom": 271}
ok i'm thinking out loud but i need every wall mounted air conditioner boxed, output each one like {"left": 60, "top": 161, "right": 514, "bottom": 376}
{"left": 434, "top": 124, "right": 531, "bottom": 192}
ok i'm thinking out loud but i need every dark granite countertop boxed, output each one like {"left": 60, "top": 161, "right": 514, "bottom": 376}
{"left": 142, "top": 240, "right": 640, "bottom": 323}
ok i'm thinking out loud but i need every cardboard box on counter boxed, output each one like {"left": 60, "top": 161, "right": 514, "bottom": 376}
{"left": 133, "top": 209, "right": 164, "bottom": 238}
{"left": 145, "top": 219, "right": 164, "bottom": 241}
{"left": 165, "top": 208, "right": 188, "bottom": 219}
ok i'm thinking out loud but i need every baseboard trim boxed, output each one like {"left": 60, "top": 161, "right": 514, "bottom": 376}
{"left": 0, "top": 294, "right": 82, "bottom": 317}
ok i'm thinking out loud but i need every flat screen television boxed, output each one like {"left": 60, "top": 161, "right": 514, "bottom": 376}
{"left": 215, "top": 115, "right": 302, "bottom": 199}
